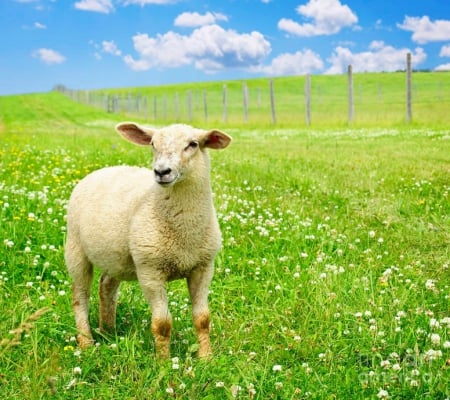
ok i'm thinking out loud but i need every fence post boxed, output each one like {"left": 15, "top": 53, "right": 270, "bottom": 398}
{"left": 305, "top": 74, "right": 311, "bottom": 125}
{"left": 406, "top": 52, "right": 412, "bottom": 123}
{"left": 187, "top": 90, "right": 192, "bottom": 122}
{"left": 347, "top": 65, "right": 354, "bottom": 123}
{"left": 174, "top": 92, "right": 179, "bottom": 121}
{"left": 269, "top": 79, "right": 276, "bottom": 124}
{"left": 203, "top": 90, "right": 208, "bottom": 122}
{"left": 243, "top": 82, "right": 249, "bottom": 123}
{"left": 222, "top": 84, "right": 227, "bottom": 123}
{"left": 153, "top": 95, "right": 157, "bottom": 121}
{"left": 143, "top": 96, "right": 148, "bottom": 120}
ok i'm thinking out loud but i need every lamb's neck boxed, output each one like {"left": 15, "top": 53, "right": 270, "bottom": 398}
{"left": 153, "top": 177, "right": 215, "bottom": 220}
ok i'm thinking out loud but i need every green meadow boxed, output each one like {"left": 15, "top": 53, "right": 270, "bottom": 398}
{"left": 0, "top": 75, "right": 449, "bottom": 399}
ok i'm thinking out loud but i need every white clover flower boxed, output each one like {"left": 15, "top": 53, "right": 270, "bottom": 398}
{"left": 377, "top": 388, "right": 389, "bottom": 399}
{"left": 429, "top": 318, "right": 440, "bottom": 329}
{"left": 215, "top": 381, "right": 225, "bottom": 388}
{"left": 272, "top": 364, "right": 282, "bottom": 372}
{"left": 73, "top": 366, "right": 82, "bottom": 375}
{"left": 380, "top": 359, "right": 391, "bottom": 369}
{"left": 423, "top": 349, "right": 443, "bottom": 362}
{"left": 441, "top": 317, "right": 450, "bottom": 328}
{"left": 430, "top": 333, "right": 440, "bottom": 346}
{"left": 425, "top": 279, "right": 436, "bottom": 291}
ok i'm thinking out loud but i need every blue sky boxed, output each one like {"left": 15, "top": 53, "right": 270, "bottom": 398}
{"left": 1, "top": 0, "right": 450, "bottom": 95}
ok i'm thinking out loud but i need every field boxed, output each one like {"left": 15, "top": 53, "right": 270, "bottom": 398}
{"left": 0, "top": 87, "right": 449, "bottom": 399}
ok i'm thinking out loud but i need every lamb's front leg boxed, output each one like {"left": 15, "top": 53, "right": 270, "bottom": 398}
{"left": 188, "top": 265, "right": 214, "bottom": 358}
{"left": 138, "top": 275, "right": 172, "bottom": 359}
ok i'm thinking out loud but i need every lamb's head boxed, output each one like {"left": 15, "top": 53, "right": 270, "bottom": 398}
{"left": 116, "top": 122, "right": 231, "bottom": 186}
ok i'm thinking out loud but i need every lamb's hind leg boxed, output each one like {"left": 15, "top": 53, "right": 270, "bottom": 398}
{"left": 65, "top": 236, "right": 94, "bottom": 348}
{"left": 99, "top": 273, "right": 121, "bottom": 333}
{"left": 188, "top": 265, "right": 214, "bottom": 358}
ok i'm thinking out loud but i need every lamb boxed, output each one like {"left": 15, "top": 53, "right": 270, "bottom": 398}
{"left": 65, "top": 122, "right": 231, "bottom": 358}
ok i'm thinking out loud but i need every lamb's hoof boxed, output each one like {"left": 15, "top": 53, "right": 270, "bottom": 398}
{"left": 198, "top": 346, "right": 212, "bottom": 359}
{"left": 77, "top": 334, "right": 94, "bottom": 349}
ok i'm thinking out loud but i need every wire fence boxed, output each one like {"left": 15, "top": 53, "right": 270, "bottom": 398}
{"left": 57, "top": 55, "right": 450, "bottom": 127}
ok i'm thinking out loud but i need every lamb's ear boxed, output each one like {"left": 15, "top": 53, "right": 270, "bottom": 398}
{"left": 202, "top": 129, "right": 232, "bottom": 150}
{"left": 115, "top": 122, "right": 155, "bottom": 146}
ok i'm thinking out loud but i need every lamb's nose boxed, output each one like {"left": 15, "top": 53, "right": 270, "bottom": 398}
{"left": 154, "top": 168, "right": 172, "bottom": 178}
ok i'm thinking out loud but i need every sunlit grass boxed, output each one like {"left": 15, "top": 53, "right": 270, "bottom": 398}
{"left": 0, "top": 92, "right": 449, "bottom": 399}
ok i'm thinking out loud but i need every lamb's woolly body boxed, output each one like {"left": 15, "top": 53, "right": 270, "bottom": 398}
{"left": 67, "top": 165, "right": 221, "bottom": 281}
{"left": 65, "top": 122, "right": 231, "bottom": 359}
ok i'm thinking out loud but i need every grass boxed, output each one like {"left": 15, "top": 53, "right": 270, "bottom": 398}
{"left": 0, "top": 90, "right": 449, "bottom": 399}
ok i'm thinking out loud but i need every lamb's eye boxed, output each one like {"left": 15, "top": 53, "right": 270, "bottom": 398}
{"left": 185, "top": 141, "right": 198, "bottom": 150}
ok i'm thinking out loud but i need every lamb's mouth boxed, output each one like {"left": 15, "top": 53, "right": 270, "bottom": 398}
{"left": 155, "top": 173, "right": 179, "bottom": 186}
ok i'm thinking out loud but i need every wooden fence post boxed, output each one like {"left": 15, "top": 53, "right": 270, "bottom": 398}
{"left": 222, "top": 84, "right": 227, "bottom": 123}
{"left": 203, "top": 90, "right": 208, "bottom": 122}
{"left": 163, "top": 95, "right": 167, "bottom": 120}
{"left": 406, "top": 52, "right": 412, "bottom": 123}
{"left": 174, "top": 92, "right": 179, "bottom": 121}
{"left": 243, "top": 82, "right": 249, "bottom": 123}
{"left": 305, "top": 74, "right": 311, "bottom": 125}
{"left": 143, "top": 96, "right": 148, "bottom": 120}
{"left": 347, "top": 65, "right": 354, "bottom": 123}
{"left": 269, "top": 79, "right": 276, "bottom": 124}
{"left": 187, "top": 90, "right": 192, "bottom": 122}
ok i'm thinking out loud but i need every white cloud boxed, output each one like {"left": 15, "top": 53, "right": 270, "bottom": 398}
{"left": 439, "top": 44, "right": 450, "bottom": 57}
{"left": 174, "top": 12, "right": 228, "bottom": 28}
{"left": 262, "top": 50, "right": 324, "bottom": 75}
{"left": 278, "top": 0, "right": 358, "bottom": 37}
{"left": 398, "top": 16, "right": 450, "bottom": 44}
{"left": 326, "top": 41, "right": 426, "bottom": 74}
{"left": 32, "top": 48, "right": 66, "bottom": 65}
{"left": 74, "top": 0, "right": 114, "bottom": 13}
{"left": 435, "top": 63, "right": 450, "bottom": 71}
{"left": 34, "top": 22, "right": 46, "bottom": 29}
{"left": 124, "top": 25, "right": 271, "bottom": 72}
{"left": 102, "top": 40, "right": 122, "bottom": 56}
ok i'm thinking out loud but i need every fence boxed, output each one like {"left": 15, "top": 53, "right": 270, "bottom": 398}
{"left": 58, "top": 55, "right": 450, "bottom": 127}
